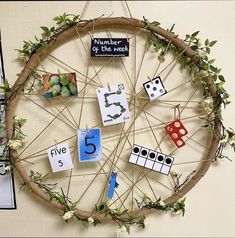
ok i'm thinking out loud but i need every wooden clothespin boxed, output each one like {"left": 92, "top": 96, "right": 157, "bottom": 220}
{"left": 173, "top": 104, "right": 181, "bottom": 120}
{"left": 147, "top": 76, "right": 153, "bottom": 84}
{"left": 107, "top": 82, "right": 111, "bottom": 92}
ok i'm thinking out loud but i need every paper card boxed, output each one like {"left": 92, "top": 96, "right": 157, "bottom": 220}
{"left": 165, "top": 119, "right": 188, "bottom": 148}
{"left": 143, "top": 76, "right": 167, "bottom": 101}
{"left": 78, "top": 128, "right": 102, "bottom": 162}
{"left": 128, "top": 144, "right": 174, "bottom": 176}
{"left": 0, "top": 161, "right": 16, "bottom": 209}
{"left": 43, "top": 73, "right": 78, "bottom": 99}
{"left": 47, "top": 143, "right": 73, "bottom": 173}
{"left": 91, "top": 38, "right": 129, "bottom": 57}
{"left": 96, "top": 84, "right": 130, "bottom": 126}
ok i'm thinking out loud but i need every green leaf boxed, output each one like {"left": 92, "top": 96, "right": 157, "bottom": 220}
{"left": 206, "top": 47, "right": 211, "bottom": 54}
{"left": 209, "top": 40, "right": 217, "bottom": 47}
{"left": 192, "top": 31, "right": 200, "bottom": 37}
{"left": 149, "top": 21, "right": 160, "bottom": 27}
{"left": 205, "top": 39, "right": 209, "bottom": 46}
{"left": 208, "top": 59, "right": 216, "bottom": 64}
{"left": 218, "top": 75, "right": 225, "bottom": 82}
{"left": 40, "top": 26, "right": 50, "bottom": 33}
{"left": 53, "top": 16, "right": 61, "bottom": 21}
{"left": 210, "top": 64, "right": 217, "bottom": 72}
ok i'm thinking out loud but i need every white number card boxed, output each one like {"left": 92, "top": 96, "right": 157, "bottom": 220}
{"left": 96, "top": 84, "right": 130, "bottom": 126}
{"left": 47, "top": 143, "right": 73, "bottom": 173}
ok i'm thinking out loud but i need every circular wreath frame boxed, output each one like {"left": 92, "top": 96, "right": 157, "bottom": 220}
{"left": 6, "top": 17, "right": 221, "bottom": 222}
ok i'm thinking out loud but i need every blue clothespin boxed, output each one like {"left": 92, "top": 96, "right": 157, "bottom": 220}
{"left": 108, "top": 170, "right": 119, "bottom": 199}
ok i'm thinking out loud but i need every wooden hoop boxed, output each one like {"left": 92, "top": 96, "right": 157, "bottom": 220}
{"left": 6, "top": 17, "right": 221, "bottom": 221}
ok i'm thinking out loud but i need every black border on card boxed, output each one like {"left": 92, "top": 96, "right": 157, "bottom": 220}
{"left": 0, "top": 30, "right": 6, "bottom": 80}
{"left": 0, "top": 29, "right": 17, "bottom": 210}
{"left": 0, "top": 160, "right": 17, "bottom": 210}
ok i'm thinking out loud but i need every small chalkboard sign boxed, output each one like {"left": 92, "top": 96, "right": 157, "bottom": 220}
{"left": 91, "top": 38, "right": 129, "bottom": 57}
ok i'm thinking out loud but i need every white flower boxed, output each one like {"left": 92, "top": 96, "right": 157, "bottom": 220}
{"left": 202, "top": 97, "right": 213, "bottom": 113}
{"left": 159, "top": 200, "right": 165, "bottom": 207}
{"left": 198, "top": 50, "right": 206, "bottom": 58}
{"left": 119, "top": 225, "right": 127, "bottom": 233}
{"left": 8, "top": 139, "right": 23, "bottom": 150}
{"left": 3, "top": 164, "right": 12, "bottom": 173}
{"left": 87, "top": 217, "right": 94, "bottom": 225}
{"left": 200, "top": 70, "right": 209, "bottom": 77}
{"left": 62, "top": 210, "right": 74, "bottom": 220}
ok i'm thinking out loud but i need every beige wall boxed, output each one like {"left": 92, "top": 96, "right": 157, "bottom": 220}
{"left": 0, "top": 1, "right": 235, "bottom": 237}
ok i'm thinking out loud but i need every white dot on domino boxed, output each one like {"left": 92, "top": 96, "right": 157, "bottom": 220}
{"left": 143, "top": 76, "right": 167, "bottom": 101}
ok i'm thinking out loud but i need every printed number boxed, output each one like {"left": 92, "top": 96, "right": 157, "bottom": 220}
{"left": 85, "top": 137, "right": 96, "bottom": 154}
{"left": 58, "top": 160, "right": 63, "bottom": 167}
{"left": 0, "top": 165, "right": 6, "bottom": 176}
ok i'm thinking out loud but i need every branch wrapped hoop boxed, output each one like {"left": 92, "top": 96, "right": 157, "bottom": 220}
{"left": 6, "top": 17, "right": 221, "bottom": 223}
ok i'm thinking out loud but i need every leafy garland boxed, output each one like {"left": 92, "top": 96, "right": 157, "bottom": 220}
{"left": 1, "top": 13, "right": 233, "bottom": 233}
{"left": 25, "top": 170, "right": 186, "bottom": 234}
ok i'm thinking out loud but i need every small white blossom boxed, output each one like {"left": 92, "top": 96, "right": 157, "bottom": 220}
{"left": 3, "top": 164, "right": 12, "bottom": 173}
{"left": 198, "top": 50, "right": 206, "bottom": 58}
{"left": 200, "top": 70, "right": 209, "bottom": 77}
{"left": 62, "top": 210, "right": 74, "bottom": 220}
{"left": 87, "top": 217, "right": 94, "bottom": 225}
{"left": 159, "top": 200, "right": 165, "bottom": 207}
{"left": 8, "top": 139, "right": 23, "bottom": 150}
{"left": 202, "top": 97, "right": 213, "bottom": 113}
{"left": 119, "top": 225, "right": 127, "bottom": 233}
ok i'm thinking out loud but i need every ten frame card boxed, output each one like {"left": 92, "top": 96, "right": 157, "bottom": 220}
{"left": 129, "top": 144, "right": 174, "bottom": 175}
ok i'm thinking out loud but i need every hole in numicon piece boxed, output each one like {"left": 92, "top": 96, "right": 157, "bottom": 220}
{"left": 141, "top": 149, "right": 148, "bottom": 156}
{"left": 172, "top": 133, "right": 178, "bottom": 139}
{"left": 153, "top": 87, "right": 157, "bottom": 91}
{"left": 176, "top": 140, "right": 183, "bottom": 146}
{"left": 159, "top": 89, "right": 164, "bottom": 93}
{"left": 149, "top": 152, "right": 156, "bottom": 159}
{"left": 155, "top": 80, "right": 159, "bottom": 84}
{"left": 179, "top": 129, "right": 186, "bottom": 135}
{"left": 133, "top": 147, "right": 139, "bottom": 154}
{"left": 167, "top": 126, "right": 173, "bottom": 131}
{"left": 146, "top": 84, "right": 150, "bottom": 89}
{"left": 151, "top": 93, "right": 155, "bottom": 97}
{"left": 157, "top": 155, "right": 164, "bottom": 161}
{"left": 165, "top": 158, "right": 172, "bottom": 164}
{"left": 174, "top": 121, "right": 181, "bottom": 127}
